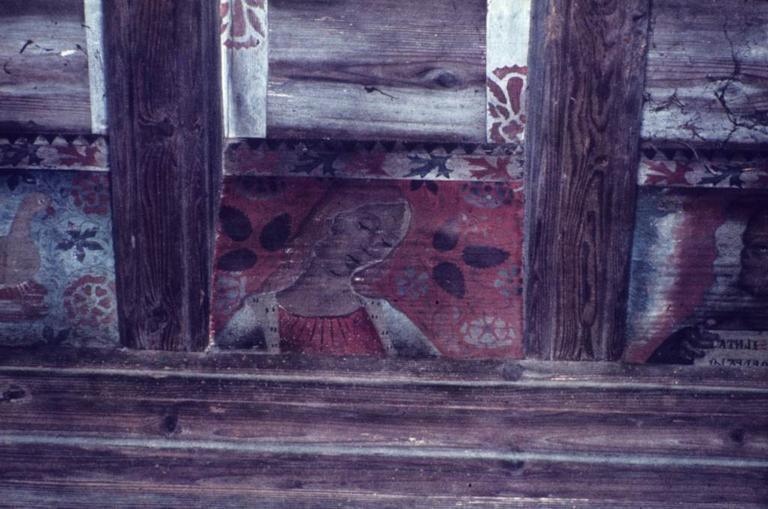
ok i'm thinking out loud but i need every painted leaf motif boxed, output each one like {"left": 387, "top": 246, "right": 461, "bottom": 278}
{"left": 82, "top": 241, "right": 103, "bottom": 251}
{"left": 462, "top": 245, "right": 510, "bottom": 268}
{"left": 433, "top": 220, "right": 460, "bottom": 252}
{"left": 220, "top": 205, "right": 253, "bottom": 241}
{"left": 432, "top": 262, "right": 465, "bottom": 299}
{"left": 487, "top": 79, "right": 507, "bottom": 104}
{"left": 506, "top": 76, "right": 525, "bottom": 115}
{"left": 217, "top": 248, "right": 257, "bottom": 271}
{"left": 260, "top": 213, "right": 291, "bottom": 251}
{"left": 247, "top": 9, "right": 265, "bottom": 36}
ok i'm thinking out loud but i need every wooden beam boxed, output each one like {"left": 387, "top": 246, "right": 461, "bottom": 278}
{"left": 0, "top": 0, "right": 91, "bottom": 133}
{"left": 1, "top": 350, "right": 767, "bottom": 507}
{"left": 524, "top": 1, "right": 651, "bottom": 360}
{"left": 1, "top": 440, "right": 766, "bottom": 507}
{"left": 642, "top": 0, "right": 768, "bottom": 145}
{"left": 104, "top": 0, "right": 221, "bottom": 350}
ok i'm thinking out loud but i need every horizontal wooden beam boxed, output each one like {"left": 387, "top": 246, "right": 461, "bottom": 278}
{"left": 2, "top": 348, "right": 766, "bottom": 506}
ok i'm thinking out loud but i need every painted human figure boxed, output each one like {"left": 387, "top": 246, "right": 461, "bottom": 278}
{"left": 216, "top": 183, "right": 439, "bottom": 358}
{"left": 648, "top": 207, "right": 768, "bottom": 364}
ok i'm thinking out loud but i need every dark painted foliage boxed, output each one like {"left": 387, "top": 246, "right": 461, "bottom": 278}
{"left": 220, "top": 206, "right": 253, "bottom": 241}
{"left": 462, "top": 245, "right": 510, "bottom": 268}
{"left": 432, "top": 261, "right": 465, "bottom": 299}
{"left": 432, "top": 221, "right": 459, "bottom": 252}
{"left": 217, "top": 248, "right": 257, "bottom": 271}
{"left": 260, "top": 213, "right": 291, "bottom": 252}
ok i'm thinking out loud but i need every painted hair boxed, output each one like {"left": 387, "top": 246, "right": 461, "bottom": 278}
{"left": 257, "top": 180, "right": 411, "bottom": 293}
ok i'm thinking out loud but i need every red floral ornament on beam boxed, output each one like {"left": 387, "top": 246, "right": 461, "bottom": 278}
{"left": 221, "top": 0, "right": 266, "bottom": 50}
{"left": 487, "top": 65, "right": 527, "bottom": 145}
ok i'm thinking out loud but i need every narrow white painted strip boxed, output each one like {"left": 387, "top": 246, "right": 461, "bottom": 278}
{"left": 3, "top": 433, "right": 768, "bottom": 468}
{"left": 220, "top": 0, "right": 268, "bottom": 138}
{"left": 486, "top": 0, "right": 531, "bottom": 144}
{"left": 84, "top": 0, "right": 108, "bottom": 135}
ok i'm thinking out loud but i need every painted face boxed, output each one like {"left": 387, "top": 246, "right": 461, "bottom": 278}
{"left": 313, "top": 203, "right": 407, "bottom": 278}
{"left": 739, "top": 210, "right": 768, "bottom": 297}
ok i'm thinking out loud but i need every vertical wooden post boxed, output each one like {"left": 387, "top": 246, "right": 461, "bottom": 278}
{"left": 104, "top": 1, "right": 221, "bottom": 350}
{"left": 524, "top": 0, "right": 651, "bottom": 360}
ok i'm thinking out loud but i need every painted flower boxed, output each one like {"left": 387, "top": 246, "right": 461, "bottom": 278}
{"left": 395, "top": 267, "right": 430, "bottom": 300}
{"left": 460, "top": 315, "right": 516, "bottom": 348}
{"left": 56, "top": 224, "right": 103, "bottom": 263}
{"left": 487, "top": 65, "right": 528, "bottom": 144}
{"left": 63, "top": 275, "right": 116, "bottom": 328}
{"left": 221, "top": 0, "right": 266, "bottom": 50}
{"left": 70, "top": 173, "right": 110, "bottom": 215}
{"left": 461, "top": 182, "right": 515, "bottom": 209}
{"left": 494, "top": 266, "right": 523, "bottom": 299}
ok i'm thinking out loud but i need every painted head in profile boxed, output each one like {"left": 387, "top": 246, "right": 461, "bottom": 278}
{"left": 739, "top": 208, "right": 768, "bottom": 297}
{"left": 216, "top": 181, "right": 437, "bottom": 358}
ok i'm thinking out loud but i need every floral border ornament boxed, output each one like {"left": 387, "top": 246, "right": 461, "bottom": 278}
{"left": 220, "top": 0, "right": 266, "bottom": 50}
{"left": 0, "top": 136, "right": 108, "bottom": 172}
{"left": 639, "top": 144, "right": 768, "bottom": 189}
{"left": 486, "top": 0, "right": 531, "bottom": 145}
{"left": 224, "top": 139, "right": 525, "bottom": 183}
{"left": 487, "top": 65, "right": 528, "bottom": 145}
{"left": 220, "top": 0, "right": 268, "bottom": 137}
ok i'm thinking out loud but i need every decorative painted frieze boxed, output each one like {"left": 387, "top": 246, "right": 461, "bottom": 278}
{"left": 224, "top": 139, "right": 524, "bottom": 182}
{"left": 0, "top": 135, "right": 109, "bottom": 172}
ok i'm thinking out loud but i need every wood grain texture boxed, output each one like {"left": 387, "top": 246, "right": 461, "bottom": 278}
{"left": 6, "top": 486, "right": 765, "bottom": 509}
{"left": 84, "top": 0, "right": 107, "bottom": 134}
{"left": 104, "top": 0, "right": 221, "bottom": 350}
{"left": 0, "top": 0, "right": 91, "bottom": 133}
{"left": 0, "top": 439, "right": 765, "bottom": 507}
{"left": 3, "top": 346, "right": 768, "bottom": 389}
{"left": 524, "top": 0, "right": 651, "bottom": 360}
{"left": 266, "top": 0, "right": 487, "bottom": 142}
{"left": 2, "top": 350, "right": 767, "bottom": 506}
{"left": 1, "top": 366, "right": 767, "bottom": 460}
{"left": 643, "top": 0, "right": 768, "bottom": 145}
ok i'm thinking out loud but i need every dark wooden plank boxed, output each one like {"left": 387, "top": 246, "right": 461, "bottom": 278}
{"left": 3, "top": 346, "right": 768, "bottom": 389}
{"left": 0, "top": 0, "right": 91, "bottom": 133}
{"left": 643, "top": 0, "right": 768, "bottom": 145}
{"left": 4, "top": 484, "right": 765, "bottom": 509}
{"left": 0, "top": 440, "right": 765, "bottom": 506}
{"left": 266, "top": 0, "right": 487, "bottom": 142}
{"left": 104, "top": 0, "right": 221, "bottom": 350}
{"left": 1, "top": 365, "right": 767, "bottom": 460}
{"left": 524, "top": 0, "right": 651, "bottom": 360}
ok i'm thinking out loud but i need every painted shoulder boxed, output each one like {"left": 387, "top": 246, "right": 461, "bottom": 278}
{"left": 214, "top": 292, "right": 280, "bottom": 353}
{"left": 361, "top": 297, "right": 440, "bottom": 359}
